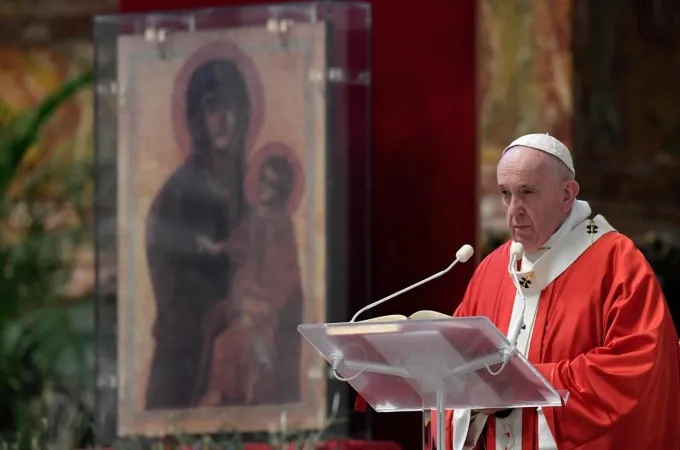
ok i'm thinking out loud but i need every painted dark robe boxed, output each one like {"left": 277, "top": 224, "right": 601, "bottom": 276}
{"left": 144, "top": 58, "right": 252, "bottom": 410}
{"left": 144, "top": 152, "right": 244, "bottom": 410}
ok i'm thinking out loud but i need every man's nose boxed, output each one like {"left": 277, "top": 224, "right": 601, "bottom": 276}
{"left": 507, "top": 197, "right": 524, "bottom": 216}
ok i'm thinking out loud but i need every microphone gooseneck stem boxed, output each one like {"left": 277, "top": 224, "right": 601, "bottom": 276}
{"left": 507, "top": 255, "right": 526, "bottom": 348}
{"left": 350, "top": 257, "right": 463, "bottom": 322}
{"left": 349, "top": 244, "right": 473, "bottom": 323}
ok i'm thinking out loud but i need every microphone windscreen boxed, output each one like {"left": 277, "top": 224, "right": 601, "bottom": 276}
{"left": 510, "top": 241, "right": 525, "bottom": 259}
{"left": 456, "top": 244, "right": 474, "bottom": 262}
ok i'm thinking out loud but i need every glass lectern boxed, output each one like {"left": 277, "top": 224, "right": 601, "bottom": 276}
{"left": 298, "top": 317, "right": 567, "bottom": 449}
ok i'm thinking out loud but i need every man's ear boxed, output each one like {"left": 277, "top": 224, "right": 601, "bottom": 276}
{"left": 562, "top": 180, "right": 579, "bottom": 211}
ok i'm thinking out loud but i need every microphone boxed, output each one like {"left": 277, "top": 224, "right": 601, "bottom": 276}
{"left": 507, "top": 241, "right": 526, "bottom": 348}
{"left": 490, "top": 242, "right": 526, "bottom": 374}
{"left": 350, "top": 244, "right": 474, "bottom": 322}
{"left": 509, "top": 241, "right": 525, "bottom": 259}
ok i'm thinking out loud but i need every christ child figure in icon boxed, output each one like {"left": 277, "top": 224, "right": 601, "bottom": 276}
{"left": 197, "top": 151, "right": 303, "bottom": 406}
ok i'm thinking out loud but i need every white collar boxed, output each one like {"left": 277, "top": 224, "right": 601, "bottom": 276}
{"left": 524, "top": 200, "right": 592, "bottom": 264}
{"left": 512, "top": 213, "right": 616, "bottom": 292}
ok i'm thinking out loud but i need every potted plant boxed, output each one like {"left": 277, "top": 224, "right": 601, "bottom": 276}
{"left": 0, "top": 70, "right": 94, "bottom": 449}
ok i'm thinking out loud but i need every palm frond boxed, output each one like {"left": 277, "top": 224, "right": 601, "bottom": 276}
{"left": 0, "top": 71, "right": 93, "bottom": 200}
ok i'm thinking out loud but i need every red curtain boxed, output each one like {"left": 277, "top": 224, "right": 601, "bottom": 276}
{"left": 117, "top": 0, "right": 476, "bottom": 447}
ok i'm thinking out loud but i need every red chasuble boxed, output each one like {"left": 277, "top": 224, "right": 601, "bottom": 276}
{"left": 435, "top": 215, "right": 680, "bottom": 450}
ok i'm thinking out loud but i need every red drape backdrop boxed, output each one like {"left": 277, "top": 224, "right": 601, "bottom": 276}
{"left": 117, "top": 0, "right": 476, "bottom": 447}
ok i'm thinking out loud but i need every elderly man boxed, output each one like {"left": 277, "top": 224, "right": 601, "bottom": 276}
{"left": 439, "top": 134, "right": 680, "bottom": 449}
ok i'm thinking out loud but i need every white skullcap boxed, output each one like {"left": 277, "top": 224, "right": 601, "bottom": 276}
{"left": 503, "top": 133, "right": 575, "bottom": 174}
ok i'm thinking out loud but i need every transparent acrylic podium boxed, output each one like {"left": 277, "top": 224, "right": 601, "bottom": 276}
{"left": 299, "top": 317, "right": 567, "bottom": 449}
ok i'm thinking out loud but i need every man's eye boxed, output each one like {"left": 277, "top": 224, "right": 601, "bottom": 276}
{"left": 521, "top": 190, "right": 533, "bottom": 196}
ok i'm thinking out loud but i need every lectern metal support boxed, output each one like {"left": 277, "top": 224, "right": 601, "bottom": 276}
{"left": 435, "top": 389, "right": 445, "bottom": 449}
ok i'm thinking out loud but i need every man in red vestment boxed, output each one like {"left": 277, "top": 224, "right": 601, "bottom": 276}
{"left": 436, "top": 134, "right": 680, "bottom": 449}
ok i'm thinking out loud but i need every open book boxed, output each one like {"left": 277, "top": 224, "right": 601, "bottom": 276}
{"left": 324, "top": 311, "right": 453, "bottom": 336}
{"left": 358, "top": 310, "right": 451, "bottom": 322}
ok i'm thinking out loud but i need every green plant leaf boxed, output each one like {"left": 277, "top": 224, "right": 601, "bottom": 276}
{"left": 0, "top": 71, "right": 92, "bottom": 202}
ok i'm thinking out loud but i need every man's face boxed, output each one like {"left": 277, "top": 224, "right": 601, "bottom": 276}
{"left": 496, "top": 146, "right": 576, "bottom": 252}
{"left": 201, "top": 91, "right": 235, "bottom": 151}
